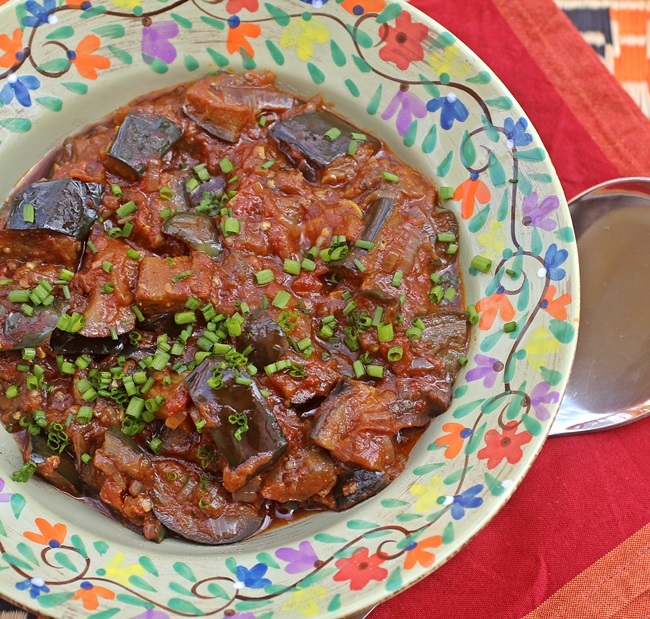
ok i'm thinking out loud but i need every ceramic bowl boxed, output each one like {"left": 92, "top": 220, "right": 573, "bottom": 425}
{"left": 0, "top": 1, "right": 579, "bottom": 617}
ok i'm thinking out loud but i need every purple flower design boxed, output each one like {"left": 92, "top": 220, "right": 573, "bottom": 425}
{"left": 229, "top": 613, "right": 255, "bottom": 619}
{"left": 275, "top": 540, "right": 319, "bottom": 574}
{"left": 0, "top": 477, "right": 11, "bottom": 503}
{"left": 522, "top": 192, "right": 559, "bottom": 231}
{"left": 131, "top": 612, "right": 172, "bottom": 619}
{"left": 142, "top": 21, "right": 179, "bottom": 65}
{"left": 426, "top": 93, "right": 469, "bottom": 130}
{"left": 530, "top": 381, "right": 560, "bottom": 421}
{"left": 16, "top": 577, "right": 49, "bottom": 599}
{"left": 465, "top": 354, "right": 504, "bottom": 389}
{"left": 381, "top": 87, "right": 428, "bottom": 137}
{"left": 0, "top": 74, "right": 40, "bottom": 108}
{"left": 543, "top": 243, "right": 568, "bottom": 281}
{"left": 504, "top": 117, "right": 533, "bottom": 149}
{"left": 450, "top": 484, "right": 484, "bottom": 520}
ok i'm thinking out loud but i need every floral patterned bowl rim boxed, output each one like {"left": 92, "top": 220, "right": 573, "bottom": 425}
{"left": 0, "top": 1, "right": 579, "bottom": 617}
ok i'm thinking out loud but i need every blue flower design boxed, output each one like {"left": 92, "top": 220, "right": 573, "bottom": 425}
{"left": 16, "top": 577, "right": 50, "bottom": 599}
{"left": 543, "top": 243, "right": 568, "bottom": 281}
{"left": 22, "top": 0, "right": 57, "bottom": 27}
{"left": 504, "top": 117, "right": 533, "bottom": 149}
{"left": 426, "top": 93, "right": 469, "bottom": 130}
{"left": 0, "top": 74, "right": 41, "bottom": 107}
{"left": 450, "top": 484, "right": 484, "bottom": 520}
{"left": 300, "top": 0, "right": 329, "bottom": 5}
{"left": 236, "top": 563, "right": 271, "bottom": 589}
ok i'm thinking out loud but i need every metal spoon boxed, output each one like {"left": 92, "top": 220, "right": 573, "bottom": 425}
{"left": 550, "top": 177, "right": 650, "bottom": 435}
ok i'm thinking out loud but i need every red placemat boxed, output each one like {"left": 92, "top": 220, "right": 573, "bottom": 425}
{"left": 370, "top": 0, "right": 650, "bottom": 617}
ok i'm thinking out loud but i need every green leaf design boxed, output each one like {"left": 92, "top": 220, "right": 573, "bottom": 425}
{"left": 506, "top": 392, "right": 524, "bottom": 420}
{"left": 540, "top": 365, "right": 563, "bottom": 387}
{"left": 171, "top": 12, "right": 193, "bottom": 29}
{"left": 115, "top": 594, "right": 153, "bottom": 608}
{"left": 36, "top": 96, "right": 63, "bottom": 112}
{"left": 550, "top": 318, "right": 575, "bottom": 343}
{"left": 396, "top": 513, "right": 421, "bottom": 522}
{"left": 347, "top": 519, "right": 380, "bottom": 530}
{"left": 299, "top": 566, "right": 336, "bottom": 587}
{"left": 16, "top": 542, "right": 38, "bottom": 566}
{"left": 200, "top": 15, "right": 225, "bottom": 29}
{"left": 518, "top": 171, "right": 533, "bottom": 195}
{"left": 138, "top": 556, "right": 158, "bottom": 576}
{"left": 496, "top": 188, "right": 509, "bottom": 222}
{"left": 93, "top": 540, "right": 109, "bottom": 555}
{"left": 555, "top": 226, "right": 575, "bottom": 243}
{"left": 377, "top": 3, "right": 402, "bottom": 23}
{"left": 167, "top": 598, "right": 203, "bottom": 614}
{"left": 79, "top": 5, "right": 106, "bottom": 18}
{"left": 0, "top": 519, "right": 6, "bottom": 537}
{"left": 346, "top": 24, "right": 373, "bottom": 48}
{"left": 207, "top": 47, "right": 229, "bottom": 67}
{"left": 419, "top": 74, "right": 440, "bottom": 98}
{"left": 363, "top": 529, "right": 393, "bottom": 538}
{"left": 460, "top": 130, "right": 476, "bottom": 167}
{"left": 330, "top": 39, "right": 346, "bottom": 66}
{"left": 314, "top": 532, "right": 347, "bottom": 544}
{"left": 529, "top": 172, "right": 553, "bottom": 183}
{"left": 455, "top": 384, "right": 468, "bottom": 398}
{"left": 241, "top": 49, "right": 256, "bottom": 70}
{"left": 467, "top": 71, "right": 492, "bottom": 84}
{"left": 444, "top": 466, "right": 471, "bottom": 485}
{"left": 480, "top": 327, "right": 504, "bottom": 352}
{"left": 225, "top": 557, "right": 238, "bottom": 575}
{"left": 504, "top": 356, "right": 516, "bottom": 385}
{"left": 465, "top": 422, "right": 487, "bottom": 455}
{"left": 522, "top": 414, "right": 543, "bottom": 436}
{"left": 173, "top": 561, "right": 197, "bottom": 582}
{"left": 46, "top": 26, "right": 74, "bottom": 40}
{"left": 207, "top": 582, "right": 230, "bottom": 600}
{"left": 89, "top": 609, "right": 120, "bottom": 619}
{"left": 468, "top": 203, "right": 490, "bottom": 233}
{"left": 256, "top": 552, "right": 280, "bottom": 569}
{"left": 453, "top": 398, "right": 484, "bottom": 419}
{"left": 265, "top": 2, "right": 290, "bottom": 26}
{"left": 413, "top": 462, "right": 444, "bottom": 475}
{"left": 37, "top": 58, "right": 71, "bottom": 73}
{"left": 485, "top": 96, "right": 513, "bottom": 110}
{"left": 107, "top": 45, "right": 133, "bottom": 64}
{"left": 385, "top": 566, "right": 403, "bottom": 591}
{"left": 515, "top": 147, "right": 547, "bottom": 162}
{"left": 10, "top": 492, "right": 26, "bottom": 517}
{"left": 265, "top": 40, "right": 285, "bottom": 65}
{"left": 484, "top": 472, "right": 507, "bottom": 496}
{"left": 235, "top": 599, "right": 272, "bottom": 611}
{"left": 488, "top": 152, "right": 506, "bottom": 187}
{"left": 143, "top": 54, "right": 169, "bottom": 74}
{"left": 15, "top": 4, "right": 28, "bottom": 32}
{"left": 328, "top": 594, "right": 342, "bottom": 612}
{"left": 184, "top": 54, "right": 199, "bottom": 71}
{"left": 366, "top": 83, "right": 382, "bottom": 115}
{"left": 92, "top": 24, "right": 125, "bottom": 38}
{"left": 403, "top": 119, "right": 418, "bottom": 147}
{"left": 422, "top": 123, "right": 437, "bottom": 153}
{"left": 3, "top": 554, "right": 32, "bottom": 571}
{"left": 128, "top": 576, "right": 157, "bottom": 592}
{"left": 264, "top": 584, "right": 287, "bottom": 595}
{"left": 436, "top": 150, "right": 453, "bottom": 177}
{"left": 71, "top": 534, "right": 87, "bottom": 558}
{"left": 62, "top": 82, "right": 88, "bottom": 95}
{"left": 307, "top": 62, "right": 325, "bottom": 84}
{"left": 38, "top": 592, "right": 75, "bottom": 608}
{"left": 482, "top": 395, "right": 504, "bottom": 414}
{"left": 396, "top": 531, "right": 426, "bottom": 550}
{"left": 169, "top": 582, "right": 194, "bottom": 596}
{"left": 381, "top": 498, "right": 409, "bottom": 508}
{"left": 54, "top": 551, "right": 77, "bottom": 572}
{"left": 352, "top": 54, "right": 372, "bottom": 73}
{"left": 517, "top": 275, "right": 530, "bottom": 311}
{"left": 344, "top": 79, "right": 360, "bottom": 97}
{"left": 427, "top": 441, "right": 444, "bottom": 451}
{"left": 442, "top": 522, "right": 454, "bottom": 544}
{"left": 531, "top": 226, "right": 543, "bottom": 255}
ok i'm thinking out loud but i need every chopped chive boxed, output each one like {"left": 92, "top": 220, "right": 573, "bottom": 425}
{"left": 160, "top": 207, "right": 173, "bottom": 220}
{"left": 322, "top": 315, "right": 337, "bottom": 324}
{"left": 437, "top": 232, "right": 456, "bottom": 243}
{"left": 342, "top": 291, "right": 352, "bottom": 301}
{"left": 5, "top": 385, "right": 19, "bottom": 398}
{"left": 430, "top": 285, "right": 444, "bottom": 304}
{"left": 446, "top": 243, "right": 458, "bottom": 255}
{"left": 81, "top": 453, "right": 92, "bottom": 464}
{"left": 101, "top": 283, "right": 115, "bottom": 294}
{"left": 111, "top": 183, "right": 123, "bottom": 197}
{"left": 353, "top": 258, "right": 367, "bottom": 272}
{"left": 319, "top": 325, "right": 334, "bottom": 339}
{"left": 343, "top": 300, "right": 357, "bottom": 315}
{"left": 471, "top": 255, "right": 492, "bottom": 273}
{"left": 272, "top": 290, "right": 291, "bottom": 309}
{"left": 122, "top": 221, "right": 134, "bottom": 238}
{"left": 347, "top": 140, "right": 358, "bottom": 156}
{"left": 283, "top": 259, "right": 301, "bottom": 276}
{"left": 0, "top": 279, "right": 12, "bottom": 286}
{"left": 366, "top": 364, "right": 385, "bottom": 378}
{"left": 126, "top": 248, "right": 141, "bottom": 261}
{"left": 158, "top": 186, "right": 173, "bottom": 200}
{"left": 387, "top": 346, "right": 403, "bottom": 361}
{"left": 353, "top": 360, "right": 365, "bottom": 378}
{"left": 377, "top": 322, "right": 394, "bottom": 343}
{"left": 87, "top": 241, "right": 98, "bottom": 254}
{"left": 227, "top": 175, "right": 240, "bottom": 185}
{"left": 355, "top": 239, "right": 375, "bottom": 250}
{"left": 261, "top": 159, "right": 275, "bottom": 170}
{"left": 324, "top": 127, "right": 341, "bottom": 141}
{"left": 458, "top": 356, "right": 468, "bottom": 366}
{"left": 172, "top": 270, "right": 194, "bottom": 283}
{"left": 391, "top": 271, "right": 403, "bottom": 287}
{"left": 223, "top": 217, "right": 240, "bottom": 236}
{"left": 468, "top": 304, "right": 479, "bottom": 325}
{"left": 381, "top": 171, "right": 399, "bottom": 183}
{"left": 149, "top": 437, "right": 163, "bottom": 454}
{"left": 444, "top": 287, "right": 458, "bottom": 302}
{"left": 258, "top": 115, "right": 267, "bottom": 127}
{"left": 141, "top": 377, "right": 155, "bottom": 394}
{"left": 132, "top": 305, "right": 145, "bottom": 322}
{"left": 116, "top": 200, "right": 137, "bottom": 218}
{"left": 102, "top": 261, "right": 113, "bottom": 273}
{"left": 22, "top": 203, "right": 34, "bottom": 223}
{"left": 151, "top": 352, "right": 170, "bottom": 371}
{"left": 76, "top": 406, "right": 93, "bottom": 424}
{"left": 8, "top": 290, "right": 30, "bottom": 303}
{"left": 219, "top": 157, "right": 234, "bottom": 174}
{"left": 109, "top": 327, "right": 118, "bottom": 340}
{"left": 350, "top": 132, "right": 367, "bottom": 141}
{"left": 371, "top": 307, "right": 384, "bottom": 327}
{"left": 175, "top": 311, "right": 196, "bottom": 325}
{"left": 254, "top": 269, "right": 275, "bottom": 285}
{"left": 20, "top": 303, "right": 34, "bottom": 316}
{"left": 125, "top": 396, "right": 144, "bottom": 418}
{"left": 185, "top": 177, "right": 200, "bottom": 192}
{"left": 261, "top": 295, "right": 268, "bottom": 310}
{"left": 439, "top": 186, "right": 454, "bottom": 200}
{"left": 504, "top": 321, "right": 517, "bottom": 333}
{"left": 405, "top": 327, "right": 422, "bottom": 340}
{"left": 301, "top": 258, "right": 316, "bottom": 272}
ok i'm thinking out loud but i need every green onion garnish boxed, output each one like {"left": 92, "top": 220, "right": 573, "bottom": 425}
{"left": 387, "top": 346, "right": 403, "bottom": 362}
{"left": 381, "top": 171, "right": 399, "bottom": 183}
{"left": 301, "top": 258, "right": 316, "bottom": 272}
{"left": 437, "top": 232, "right": 456, "bottom": 243}
{"left": 101, "top": 283, "right": 115, "bottom": 294}
{"left": 377, "top": 322, "right": 394, "bottom": 343}
{"left": 504, "top": 321, "right": 517, "bottom": 333}
{"left": 444, "top": 287, "right": 458, "bottom": 302}
{"left": 175, "top": 311, "right": 196, "bottom": 325}
{"left": 87, "top": 241, "right": 98, "bottom": 254}
{"left": 439, "top": 186, "right": 454, "bottom": 200}
{"left": 254, "top": 269, "right": 275, "bottom": 285}
{"left": 171, "top": 270, "right": 194, "bottom": 283}
{"left": 391, "top": 271, "right": 403, "bottom": 288}
{"left": 347, "top": 140, "right": 358, "bottom": 156}
{"left": 355, "top": 239, "right": 375, "bottom": 250}
{"left": 324, "top": 127, "right": 341, "bottom": 141}
{"left": 22, "top": 203, "right": 35, "bottom": 223}
{"left": 116, "top": 200, "right": 137, "bottom": 218}
{"left": 219, "top": 157, "right": 234, "bottom": 174}
{"left": 366, "top": 364, "right": 385, "bottom": 378}
{"left": 76, "top": 406, "right": 93, "bottom": 424}
{"left": 272, "top": 290, "right": 291, "bottom": 309}
{"left": 284, "top": 259, "right": 301, "bottom": 276}
{"left": 471, "top": 255, "right": 492, "bottom": 273}
{"left": 468, "top": 304, "right": 479, "bottom": 325}
{"left": 261, "top": 160, "right": 275, "bottom": 170}
{"left": 446, "top": 243, "right": 459, "bottom": 255}
{"left": 102, "top": 261, "right": 113, "bottom": 273}
{"left": 111, "top": 184, "right": 123, "bottom": 197}
{"left": 353, "top": 360, "right": 365, "bottom": 378}
{"left": 223, "top": 217, "right": 240, "bottom": 236}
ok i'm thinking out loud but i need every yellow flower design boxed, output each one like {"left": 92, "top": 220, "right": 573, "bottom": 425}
{"left": 102, "top": 552, "right": 146, "bottom": 586}
{"left": 524, "top": 326, "right": 561, "bottom": 370}
{"left": 282, "top": 585, "right": 328, "bottom": 617}
{"left": 279, "top": 15, "right": 330, "bottom": 61}
{"left": 478, "top": 219, "right": 506, "bottom": 256}
{"left": 110, "top": 0, "right": 141, "bottom": 8}
{"left": 429, "top": 43, "right": 471, "bottom": 78}
{"left": 409, "top": 475, "right": 445, "bottom": 514}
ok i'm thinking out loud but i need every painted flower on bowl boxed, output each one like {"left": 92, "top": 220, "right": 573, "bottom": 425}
{"left": 236, "top": 563, "right": 272, "bottom": 589}
{"left": 381, "top": 86, "right": 427, "bottom": 137}
{"left": 403, "top": 535, "right": 442, "bottom": 570}
{"left": 426, "top": 93, "right": 469, "bottom": 130}
{"left": 478, "top": 421, "right": 532, "bottom": 469}
{"left": 333, "top": 548, "right": 388, "bottom": 591}
{"left": 378, "top": 11, "right": 428, "bottom": 70}
{"left": 0, "top": 73, "right": 39, "bottom": 107}
{"left": 72, "top": 581, "right": 116, "bottom": 611}
{"left": 15, "top": 577, "right": 49, "bottom": 599}
{"left": 0, "top": 28, "right": 24, "bottom": 67}
{"left": 466, "top": 354, "right": 505, "bottom": 388}
{"left": 530, "top": 381, "right": 560, "bottom": 421}
{"left": 279, "top": 13, "right": 329, "bottom": 60}
{"left": 450, "top": 484, "right": 484, "bottom": 520}
{"left": 142, "top": 20, "right": 178, "bottom": 64}
{"left": 522, "top": 192, "right": 559, "bottom": 231}
{"left": 276, "top": 540, "right": 320, "bottom": 574}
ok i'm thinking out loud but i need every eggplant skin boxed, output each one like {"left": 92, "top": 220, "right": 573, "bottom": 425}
{"left": 49, "top": 328, "right": 126, "bottom": 356}
{"left": 106, "top": 111, "right": 182, "bottom": 179}
{"left": 241, "top": 309, "right": 289, "bottom": 368}
{"left": 333, "top": 468, "right": 389, "bottom": 511}
{"left": 7, "top": 179, "right": 102, "bottom": 241}
{"left": 162, "top": 212, "right": 222, "bottom": 258}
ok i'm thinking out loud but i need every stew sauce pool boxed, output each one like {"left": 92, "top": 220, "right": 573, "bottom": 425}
{"left": 0, "top": 71, "right": 469, "bottom": 545}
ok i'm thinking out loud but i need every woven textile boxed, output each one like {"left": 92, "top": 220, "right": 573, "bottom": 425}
{"left": 557, "top": 0, "right": 650, "bottom": 115}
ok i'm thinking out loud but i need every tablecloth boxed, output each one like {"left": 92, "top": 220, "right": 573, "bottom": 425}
{"left": 368, "top": 0, "right": 650, "bottom": 617}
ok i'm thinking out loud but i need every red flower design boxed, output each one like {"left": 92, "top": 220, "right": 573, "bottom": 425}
{"left": 475, "top": 292, "right": 515, "bottom": 331}
{"left": 226, "top": 0, "right": 258, "bottom": 13}
{"left": 333, "top": 548, "right": 388, "bottom": 591}
{"left": 378, "top": 12, "right": 428, "bottom": 71}
{"left": 24, "top": 518, "right": 67, "bottom": 547}
{"left": 404, "top": 535, "right": 442, "bottom": 570}
{"left": 477, "top": 420, "right": 532, "bottom": 469}
{"left": 540, "top": 285, "right": 571, "bottom": 321}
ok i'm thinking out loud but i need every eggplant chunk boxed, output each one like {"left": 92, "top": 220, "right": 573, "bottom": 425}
{"left": 49, "top": 328, "right": 126, "bottom": 356}
{"left": 0, "top": 230, "right": 81, "bottom": 268}
{"left": 6, "top": 179, "right": 102, "bottom": 240}
{"left": 29, "top": 433, "right": 83, "bottom": 496}
{"left": 333, "top": 468, "right": 389, "bottom": 511}
{"left": 186, "top": 359, "right": 288, "bottom": 477}
{"left": 411, "top": 310, "right": 469, "bottom": 377}
{"left": 240, "top": 309, "right": 288, "bottom": 368}
{"left": 106, "top": 111, "right": 182, "bottom": 180}
{"left": 3, "top": 306, "right": 61, "bottom": 350}
{"left": 152, "top": 459, "right": 264, "bottom": 545}
{"left": 360, "top": 197, "right": 395, "bottom": 244}
{"left": 162, "top": 212, "right": 222, "bottom": 258}
{"left": 270, "top": 111, "right": 375, "bottom": 182}
{"left": 186, "top": 176, "right": 226, "bottom": 207}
